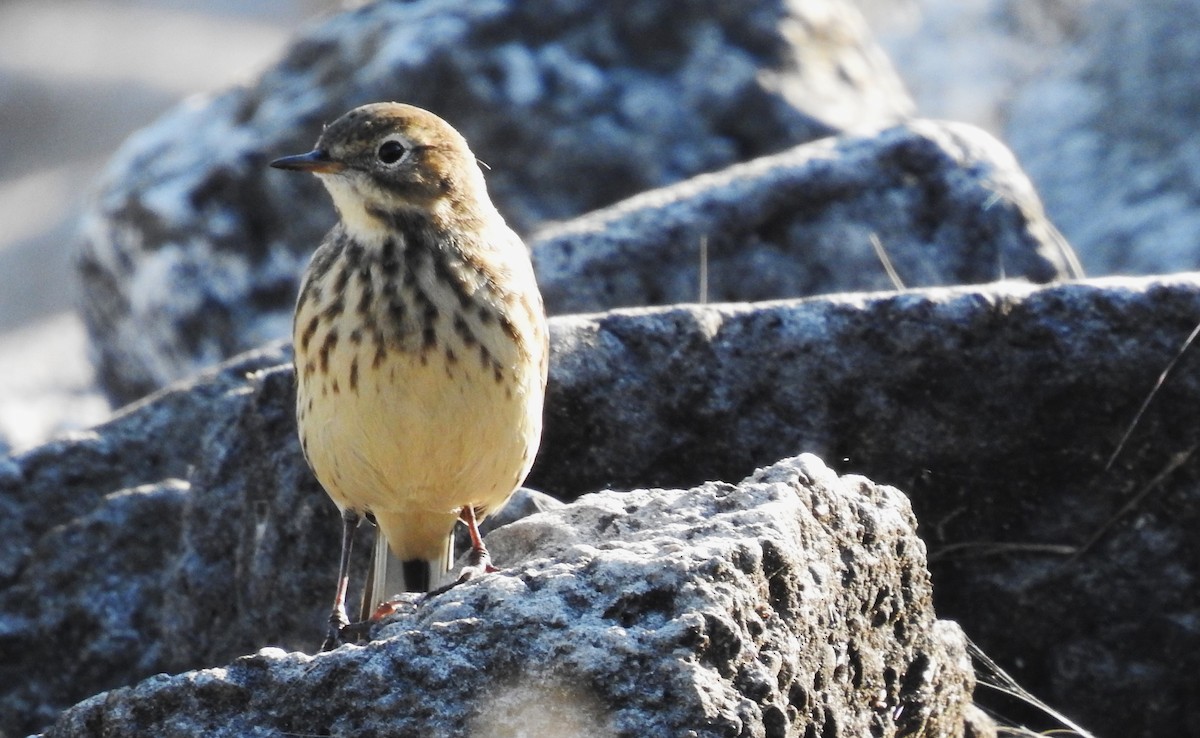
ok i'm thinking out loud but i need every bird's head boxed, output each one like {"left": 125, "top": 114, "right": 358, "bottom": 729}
{"left": 271, "top": 102, "right": 493, "bottom": 237}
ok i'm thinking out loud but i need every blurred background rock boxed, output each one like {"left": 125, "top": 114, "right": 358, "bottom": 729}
{"left": 0, "top": 0, "right": 334, "bottom": 451}
{"left": 2, "top": 0, "right": 1197, "bottom": 451}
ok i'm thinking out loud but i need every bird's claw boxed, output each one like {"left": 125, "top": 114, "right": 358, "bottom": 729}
{"left": 321, "top": 618, "right": 375, "bottom": 650}
{"left": 369, "top": 596, "right": 419, "bottom": 621}
{"left": 418, "top": 550, "right": 499, "bottom": 602}
{"left": 359, "top": 548, "right": 503, "bottom": 625}
{"left": 320, "top": 629, "right": 341, "bottom": 652}
{"left": 456, "top": 549, "right": 500, "bottom": 583}
{"left": 320, "top": 611, "right": 349, "bottom": 652}
{"left": 465, "top": 546, "right": 499, "bottom": 572}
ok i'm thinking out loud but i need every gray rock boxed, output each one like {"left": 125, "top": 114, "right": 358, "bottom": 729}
{"left": 532, "top": 118, "right": 1081, "bottom": 315}
{"left": 532, "top": 274, "right": 1200, "bottom": 737}
{"left": 1005, "top": 0, "right": 1200, "bottom": 275}
{"left": 154, "top": 361, "right": 349, "bottom": 673}
{"left": 0, "top": 478, "right": 188, "bottom": 732}
{"left": 477, "top": 486, "right": 564, "bottom": 538}
{"left": 0, "top": 344, "right": 297, "bottom": 736}
{"left": 0, "top": 343, "right": 565, "bottom": 736}
{"left": 77, "top": 0, "right": 911, "bottom": 405}
{"left": 0, "top": 341, "right": 292, "bottom": 586}
{"left": 855, "top": 0, "right": 1081, "bottom": 133}
{"left": 39, "top": 455, "right": 992, "bottom": 738}
{"left": 854, "top": 1, "right": 1200, "bottom": 277}
{"left": 10, "top": 273, "right": 1200, "bottom": 735}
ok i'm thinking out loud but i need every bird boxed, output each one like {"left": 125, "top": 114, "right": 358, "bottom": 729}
{"left": 270, "top": 102, "right": 548, "bottom": 650}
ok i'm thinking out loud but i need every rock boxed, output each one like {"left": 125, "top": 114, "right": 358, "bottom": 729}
{"left": 0, "top": 342, "right": 567, "bottom": 736}
{"left": 38, "top": 455, "right": 992, "bottom": 738}
{"left": 1003, "top": 0, "right": 1200, "bottom": 275}
{"left": 854, "top": 1, "right": 1200, "bottom": 277}
{"left": 531, "top": 274, "right": 1200, "bottom": 737}
{"left": 532, "top": 118, "right": 1081, "bottom": 315}
{"left": 855, "top": 0, "right": 1081, "bottom": 132}
{"left": 77, "top": 0, "right": 912, "bottom": 405}
{"left": 0, "top": 342, "right": 292, "bottom": 585}
{"left": 9, "top": 274, "right": 1200, "bottom": 735}
{"left": 154, "top": 361, "right": 347, "bottom": 674}
{"left": 0, "top": 344, "right": 297, "bottom": 735}
{"left": 0, "top": 479, "right": 189, "bottom": 733}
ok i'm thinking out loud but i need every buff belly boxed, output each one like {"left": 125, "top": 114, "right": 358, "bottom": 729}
{"left": 297, "top": 340, "right": 543, "bottom": 561}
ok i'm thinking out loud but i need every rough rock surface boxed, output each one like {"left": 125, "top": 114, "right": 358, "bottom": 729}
{"left": 532, "top": 274, "right": 1200, "bottom": 738}
{"left": 38, "top": 454, "right": 990, "bottom": 738}
{"left": 6, "top": 274, "right": 1200, "bottom": 735}
{"left": 532, "top": 118, "right": 1080, "bottom": 315}
{"left": 77, "top": 0, "right": 911, "bottom": 405}
{"left": 0, "top": 345, "right": 303, "bottom": 735}
{"left": 0, "top": 344, "right": 554, "bottom": 736}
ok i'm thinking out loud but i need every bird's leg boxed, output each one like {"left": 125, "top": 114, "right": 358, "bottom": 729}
{"left": 418, "top": 506, "right": 500, "bottom": 602}
{"left": 459, "top": 504, "right": 500, "bottom": 576}
{"left": 321, "top": 509, "right": 360, "bottom": 652}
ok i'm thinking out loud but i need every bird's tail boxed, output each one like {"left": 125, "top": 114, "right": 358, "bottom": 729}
{"left": 359, "top": 512, "right": 455, "bottom": 619}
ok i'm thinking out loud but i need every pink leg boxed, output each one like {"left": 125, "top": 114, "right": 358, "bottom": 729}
{"left": 459, "top": 505, "right": 499, "bottom": 573}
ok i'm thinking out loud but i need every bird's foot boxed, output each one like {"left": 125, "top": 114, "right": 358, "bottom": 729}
{"left": 320, "top": 607, "right": 379, "bottom": 650}
{"left": 368, "top": 595, "right": 420, "bottom": 621}
{"left": 460, "top": 546, "right": 500, "bottom": 579}
{"left": 419, "top": 548, "right": 499, "bottom": 602}
{"left": 322, "top": 619, "right": 377, "bottom": 650}
{"left": 320, "top": 609, "right": 350, "bottom": 652}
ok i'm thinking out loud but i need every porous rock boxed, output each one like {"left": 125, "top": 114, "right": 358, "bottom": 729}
{"left": 532, "top": 118, "right": 1081, "bottom": 315}
{"left": 0, "top": 336, "right": 547, "bottom": 737}
{"left": 77, "top": 0, "right": 911, "bottom": 404}
{"left": 40, "top": 454, "right": 990, "bottom": 738}
{"left": 10, "top": 274, "right": 1200, "bottom": 735}
{"left": 531, "top": 274, "right": 1200, "bottom": 737}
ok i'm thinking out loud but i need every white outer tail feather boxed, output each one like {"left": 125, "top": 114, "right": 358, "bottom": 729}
{"left": 362, "top": 527, "right": 454, "bottom": 618}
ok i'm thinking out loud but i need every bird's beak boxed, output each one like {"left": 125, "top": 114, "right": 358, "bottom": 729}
{"left": 269, "top": 149, "right": 346, "bottom": 174}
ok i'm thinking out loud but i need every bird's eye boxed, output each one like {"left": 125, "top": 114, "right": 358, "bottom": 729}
{"left": 377, "top": 140, "right": 406, "bottom": 164}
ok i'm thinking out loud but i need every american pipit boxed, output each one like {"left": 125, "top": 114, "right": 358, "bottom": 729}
{"left": 270, "top": 103, "right": 548, "bottom": 650}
